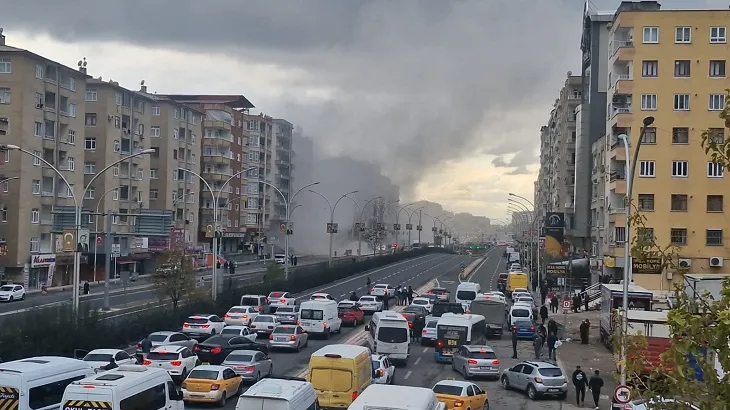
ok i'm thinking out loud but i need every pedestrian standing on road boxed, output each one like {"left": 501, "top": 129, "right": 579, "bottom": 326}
{"left": 413, "top": 315, "right": 425, "bottom": 343}
{"left": 584, "top": 292, "right": 589, "bottom": 311}
{"left": 401, "top": 287, "right": 408, "bottom": 306}
{"left": 573, "top": 294, "right": 580, "bottom": 313}
{"left": 538, "top": 324, "right": 547, "bottom": 347}
{"left": 83, "top": 281, "right": 90, "bottom": 295}
{"left": 407, "top": 286, "right": 414, "bottom": 305}
{"left": 395, "top": 285, "right": 402, "bottom": 305}
{"left": 533, "top": 332, "right": 543, "bottom": 359}
{"left": 580, "top": 319, "right": 591, "bottom": 344}
{"left": 547, "top": 331, "right": 558, "bottom": 361}
{"left": 511, "top": 326, "right": 518, "bottom": 359}
{"left": 293, "top": 255, "right": 298, "bottom": 266}
{"left": 539, "top": 304, "right": 548, "bottom": 324}
{"left": 588, "top": 369, "right": 604, "bottom": 409}
{"left": 572, "top": 365, "right": 588, "bottom": 407}
{"left": 382, "top": 292, "right": 390, "bottom": 309}
{"left": 548, "top": 318, "right": 558, "bottom": 337}
{"left": 551, "top": 295, "right": 559, "bottom": 313}
{"left": 229, "top": 261, "right": 235, "bottom": 275}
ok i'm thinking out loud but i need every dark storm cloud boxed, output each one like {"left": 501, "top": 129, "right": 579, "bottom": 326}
{"left": 0, "top": 0, "right": 583, "bottom": 191}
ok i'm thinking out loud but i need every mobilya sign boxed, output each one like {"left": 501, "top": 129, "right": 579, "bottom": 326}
{"left": 546, "top": 263, "right": 568, "bottom": 276}
{"left": 632, "top": 257, "right": 663, "bottom": 274}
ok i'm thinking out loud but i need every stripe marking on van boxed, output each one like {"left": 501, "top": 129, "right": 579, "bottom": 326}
{"left": 63, "top": 401, "right": 112, "bottom": 410}
{"left": 0, "top": 387, "right": 19, "bottom": 410}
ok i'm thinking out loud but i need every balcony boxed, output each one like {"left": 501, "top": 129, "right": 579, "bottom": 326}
{"left": 610, "top": 37, "right": 634, "bottom": 61}
{"left": 608, "top": 210, "right": 626, "bottom": 225}
{"left": 202, "top": 168, "right": 233, "bottom": 181}
{"left": 201, "top": 149, "right": 232, "bottom": 164}
{"left": 614, "top": 74, "right": 633, "bottom": 94}
{"left": 609, "top": 172, "right": 626, "bottom": 193}
{"left": 203, "top": 128, "right": 233, "bottom": 146}
{"left": 609, "top": 143, "right": 626, "bottom": 161}
{"left": 275, "top": 159, "right": 289, "bottom": 167}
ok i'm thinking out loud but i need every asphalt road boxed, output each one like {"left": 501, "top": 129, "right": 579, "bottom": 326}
{"left": 0, "top": 256, "right": 336, "bottom": 317}
{"left": 194, "top": 252, "right": 469, "bottom": 410}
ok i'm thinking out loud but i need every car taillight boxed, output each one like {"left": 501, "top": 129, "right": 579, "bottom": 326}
{"left": 202, "top": 325, "right": 210, "bottom": 329}
{"left": 183, "top": 324, "right": 190, "bottom": 328}
{"left": 492, "top": 360, "right": 500, "bottom": 365}
{"left": 269, "top": 334, "right": 274, "bottom": 340}
{"left": 454, "top": 400, "right": 464, "bottom": 407}
{"left": 280, "top": 299, "right": 286, "bottom": 303}
{"left": 530, "top": 326, "right": 535, "bottom": 331}
{"left": 437, "top": 340, "right": 444, "bottom": 347}
{"left": 377, "top": 369, "right": 383, "bottom": 376}
{"left": 323, "top": 321, "right": 328, "bottom": 327}
{"left": 224, "top": 314, "right": 231, "bottom": 318}
{"left": 351, "top": 391, "right": 358, "bottom": 400}
{"left": 465, "top": 310, "right": 470, "bottom": 314}
{"left": 211, "top": 347, "right": 222, "bottom": 354}
{"left": 242, "top": 315, "right": 248, "bottom": 318}
{"left": 193, "top": 345, "right": 200, "bottom": 352}
{"left": 258, "top": 306, "right": 263, "bottom": 312}
{"left": 241, "top": 366, "right": 255, "bottom": 372}
{"left": 422, "top": 329, "right": 428, "bottom": 334}
{"left": 513, "top": 326, "right": 517, "bottom": 331}
{"left": 136, "top": 343, "right": 141, "bottom": 348}
{"left": 370, "top": 288, "right": 374, "bottom": 293}
{"left": 535, "top": 377, "right": 544, "bottom": 383}
{"left": 467, "top": 360, "right": 478, "bottom": 365}
{"left": 170, "top": 361, "right": 182, "bottom": 366}
{"left": 408, "top": 322, "right": 413, "bottom": 328}
{"left": 210, "top": 384, "right": 220, "bottom": 391}
{"left": 290, "top": 335, "right": 296, "bottom": 341}
{"left": 142, "top": 359, "right": 152, "bottom": 365}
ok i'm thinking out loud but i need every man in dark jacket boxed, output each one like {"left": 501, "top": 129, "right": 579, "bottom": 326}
{"left": 412, "top": 315, "right": 426, "bottom": 343}
{"left": 548, "top": 318, "right": 558, "bottom": 337}
{"left": 407, "top": 286, "right": 414, "bottom": 305}
{"left": 584, "top": 292, "right": 590, "bottom": 311}
{"left": 349, "top": 291, "right": 358, "bottom": 301}
{"left": 571, "top": 365, "right": 588, "bottom": 407}
{"left": 546, "top": 331, "right": 558, "bottom": 361}
{"left": 539, "top": 304, "right": 549, "bottom": 324}
{"left": 580, "top": 319, "right": 591, "bottom": 344}
{"left": 588, "top": 369, "right": 604, "bottom": 409}
{"left": 511, "top": 326, "right": 518, "bottom": 359}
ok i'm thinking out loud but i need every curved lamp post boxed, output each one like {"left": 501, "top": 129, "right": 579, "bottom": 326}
{"left": 3, "top": 144, "right": 154, "bottom": 316}
{"left": 353, "top": 196, "right": 381, "bottom": 258}
{"left": 393, "top": 203, "right": 414, "bottom": 249}
{"left": 308, "top": 190, "right": 358, "bottom": 266}
{"left": 404, "top": 206, "right": 425, "bottom": 246}
{"left": 92, "top": 185, "right": 126, "bottom": 285}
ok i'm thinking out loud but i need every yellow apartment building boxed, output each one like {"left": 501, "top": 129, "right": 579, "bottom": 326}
{"left": 604, "top": 4, "right": 730, "bottom": 290}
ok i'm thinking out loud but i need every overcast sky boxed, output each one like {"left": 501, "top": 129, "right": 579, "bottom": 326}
{"left": 3, "top": 0, "right": 724, "bottom": 220}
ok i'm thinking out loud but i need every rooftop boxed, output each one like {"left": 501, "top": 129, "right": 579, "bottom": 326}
{"left": 164, "top": 94, "right": 255, "bottom": 109}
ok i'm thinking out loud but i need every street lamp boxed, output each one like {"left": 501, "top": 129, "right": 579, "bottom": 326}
{"left": 2, "top": 144, "right": 154, "bottom": 316}
{"left": 92, "top": 185, "right": 126, "bottom": 284}
{"left": 393, "top": 203, "right": 414, "bottom": 249}
{"left": 308, "top": 190, "right": 358, "bottom": 266}
{"left": 179, "top": 166, "right": 256, "bottom": 300}
{"left": 509, "top": 198, "right": 534, "bottom": 280}
{"left": 404, "top": 206, "right": 425, "bottom": 246}
{"left": 618, "top": 115, "right": 655, "bottom": 386}
{"left": 353, "top": 196, "right": 381, "bottom": 258}
{"left": 260, "top": 181, "right": 320, "bottom": 279}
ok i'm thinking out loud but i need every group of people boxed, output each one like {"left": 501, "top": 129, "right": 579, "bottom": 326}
{"left": 509, "top": 316, "right": 561, "bottom": 361}
{"left": 394, "top": 285, "right": 414, "bottom": 306}
{"left": 572, "top": 365, "right": 605, "bottom": 409}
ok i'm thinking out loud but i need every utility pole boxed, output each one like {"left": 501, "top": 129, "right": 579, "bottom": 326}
{"left": 103, "top": 211, "right": 112, "bottom": 310}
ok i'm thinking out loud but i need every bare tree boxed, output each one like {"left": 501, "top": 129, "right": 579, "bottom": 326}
{"left": 151, "top": 248, "right": 196, "bottom": 310}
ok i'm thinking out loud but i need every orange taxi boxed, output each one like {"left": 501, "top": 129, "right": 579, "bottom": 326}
{"left": 181, "top": 365, "right": 243, "bottom": 406}
{"left": 432, "top": 379, "right": 489, "bottom": 410}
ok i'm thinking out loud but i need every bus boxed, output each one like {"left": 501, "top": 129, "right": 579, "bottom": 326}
{"left": 434, "top": 313, "right": 486, "bottom": 363}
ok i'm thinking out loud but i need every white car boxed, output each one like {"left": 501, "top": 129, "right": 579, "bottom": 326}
{"left": 310, "top": 293, "right": 334, "bottom": 301}
{"left": 220, "top": 325, "right": 258, "bottom": 342}
{"left": 357, "top": 295, "right": 383, "bottom": 313}
{"left": 143, "top": 345, "right": 198, "bottom": 380}
{"left": 249, "top": 314, "right": 280, "bottom": 335}
{"left": 371, "top": 354, "right": 396, "bottom": 384}
{"left": 224, "top": 306, "right": 259, "bottom": 326}
{"left": 82, "top": 349, "right": 136, "bottom": 370}
{"left": 0, "top": 284, "right": 25, "bottom": 302}
{"left": 273, "top": 305, "right": 300, "bottom": 324}
{"left": 512, "top": 289, "right": 529, "bottom": 302}
{"left": 487, "top": 291, "right": 506, "bottom": 303}
{"left": 268, "top": 291, "right": 295, "bottom": 308}
{"left": 411, "top": 297, "right": 434, "bottom": 313}
{"left": 370, "top": 284, "right": 395, "bottom": 298}
{"left": 274, "top": 254, "right": 286, "bottom": 264}
{"left": 182, "top": 314, "right": 226, "bottom": 338}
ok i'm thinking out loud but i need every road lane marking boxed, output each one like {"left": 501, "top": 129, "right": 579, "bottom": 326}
{"left": 414, "top": 357, "right": 421, "bottom": 365}
{"left": 404, "top": 370, "right": 412, "bottom": 379}
{"left": 422, "top": 347, "right": 428, "bottom": 353}
{"left": 464, "top": 247, "right": 500, "bottom": 283}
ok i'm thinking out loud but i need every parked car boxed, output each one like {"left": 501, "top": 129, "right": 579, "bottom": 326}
{"left": 142, "top": 345, "right": 199, "bottom": 381}
{"left": 221, "top": 349, "right": 273, "bottom": 382}
{"left": 501, "top": 360, "right": 568, "bottom": 400}
{"left": 338, "top": 301, "right": 365, "bottom": 326}
{"left": 0, "top": 284, "right": 25, "bottom": 302}
{"left": 268, "top": 325, "right": 309, "bottom": 351}
{"left": 182, "top": 314, "right": 226, "bottom": 339}
{"left": 371, "top": 354, "right": 396, "bottom": 384}
{"left": 194, "top": 335, "right": 268, "bottom": 365}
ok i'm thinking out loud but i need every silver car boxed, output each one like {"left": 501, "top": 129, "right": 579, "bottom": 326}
{"left": 274, "top": 305, "right": 300, "bottom": 325}
{"left": 221, "top": 349, "right": 273, "bottom": 382}
{"left": 421, "top": 318, "right": 439, "bottom": 346}
{"left": 451, "top": 345, "right": 501, "bottom": 379}
{"left": 501, "top": 360, "right": 568, "bottom": 400}
{"left": 268, "top": 325, "right": 309, "bottom": 351}
{"left": 140, "top": 331, "right": 197, "bottom": 352}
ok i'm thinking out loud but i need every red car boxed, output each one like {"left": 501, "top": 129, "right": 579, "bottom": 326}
{"left": 337, "top": 302, "right": 365, "bottom": 326}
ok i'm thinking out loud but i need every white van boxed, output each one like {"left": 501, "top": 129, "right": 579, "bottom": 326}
{"left": 61, "top": 365, "right": 183, "bottom": 410}
{"left": 0, "top": 356, "right": 95, "bottom": 410}
{"left": 508, "top": 304, "right": 533, "bottom": 326}
{"left": 455, "top": 282, "right": 481, "bottom": 310}
{"left": 236, "top": 377, "right": 316, "bottom": 410}
{"left": 365, "top": 311, "right": 410, "bottom": 364}
{"left": 298, "top": 300, "right": 342, "bottom": 338}
{"left": 347, "top": 384, "right": 446, "bottom": 410}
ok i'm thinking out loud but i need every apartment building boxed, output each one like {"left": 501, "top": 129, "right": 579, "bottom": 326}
{"left": 590, "top": 134, "right": 607, "bottom": 278}
{"left": 536, "top": 125, "right": 552, "bottom": 224}
{"left": 272, "top": 119, "right": 293, "bottom": 228}
{"left": 0, "top": 32, "right": 90, "bottom": 286}
{"left": 164, "top": 95, "right": 254, "bottom": 253}
{"left": 604, "top": 2, "right": 730, "bottom": 289}
{"left": 242, "top": 112, "right": 274, "bottom": 247}
{"left": 146, "top": 93, "right": 203, "bottom": 245}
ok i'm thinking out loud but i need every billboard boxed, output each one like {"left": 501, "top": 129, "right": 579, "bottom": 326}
{"left": 543, "top": 213, "right": 565, "bottom": 257}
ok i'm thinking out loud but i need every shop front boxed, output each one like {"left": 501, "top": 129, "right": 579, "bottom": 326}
{"left": 29, "top": 253, "right": 55, "bottom": 289}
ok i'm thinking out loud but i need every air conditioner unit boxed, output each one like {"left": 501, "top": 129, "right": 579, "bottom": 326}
{"left": 666, "top": 270, "right": 673, "bottom": 280}
{"left": 678, "top": 258, "right": 692, "bottom": 268}
{"left": 709, "top": 256, "right": 724, "bottom": 267}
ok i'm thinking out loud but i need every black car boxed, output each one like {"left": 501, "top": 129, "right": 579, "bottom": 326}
{"left": 431, "top": 302, "right": 465, "bottom": 318}
{"left": 402, "top": 305, "right": 428, "bottom": 320}
{"left": 193, "top": 335, "right": 268, "bottom": 365}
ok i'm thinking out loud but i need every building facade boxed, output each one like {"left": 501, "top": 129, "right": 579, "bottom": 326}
{"left": 604, "top": 2, "right": 730, "bottom": 289}
{"left": 590, "top": 134, "right": 607, "bottom": 279}
{"left": 272, "top": 119, "right": 293, "bottom": 232}
{"left": 242, "top": 112, "right": 274, "bottom": 250}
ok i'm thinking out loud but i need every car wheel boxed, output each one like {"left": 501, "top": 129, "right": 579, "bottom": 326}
{"left": 216, "top": 392, "right": 226, "bottom": 407}
{"left": 181, "top": 368, "right": 188, "bottom": 380}
{"left": 237, "top": 382, "right": 244, "bottom": 395}
{"left": 269, "top": 365, "right": 273, "bottom": 377}
{"left": 256, "top": 371, "right": 261, "bottom": 382}
{"left": 20, "top": 294, "right": 24, "bottom": 300}
{"left": 336, "top": 324, "right": 342, "bottom": 334}
{"left": 463, "top": 367, "right": 470, "bottom": 380}
{"left": 8, "top": 296, "right": 12, "bottom": 302}
{"left": 483, "top": 401, "right": 489, "bottom": 410}
{"left": 211, "top": 329, "right": 217, "bottom": 336}
{"left": 501, "top": 376, "right": 511, "bottom": 390}
{"left": 527, "top": 385, "right": 538, "bottom": 400}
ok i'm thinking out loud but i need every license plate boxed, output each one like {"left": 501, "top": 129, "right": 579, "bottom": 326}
{"left": 202, "top": 362, "right": 210, "bottom": 365}
{"left": 275, "top": 337, "right": 287, "bottom": 342}
{"left": 191, "top": 325, "right": 200, "bottom": 328}
{"left": 301, "top": 321, "right": 311, "bottom": 326}
{"left": 548, "top": 388, "right": 560, "bottom": 393}
{"left": 479, "top": 366, "right": 492, "bottom": 370}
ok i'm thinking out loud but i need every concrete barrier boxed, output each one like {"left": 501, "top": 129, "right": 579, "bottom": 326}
{"left": 459, "top": 257, "right": 485, "bottom": 281}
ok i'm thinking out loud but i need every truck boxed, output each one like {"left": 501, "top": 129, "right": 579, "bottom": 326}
{"left": 469, "top": 294, "right": 506, "bottom": 337}
{"left": 683, "top": 273, "right": 730, "bottom": 312}
{"left": 598, "top": 283, "right": 654, "bottom": 348}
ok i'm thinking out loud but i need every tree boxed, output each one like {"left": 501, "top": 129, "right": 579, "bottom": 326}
{"left": 701, "top": 89, "right": 730, "bottom": 165}
{"left": 151, "top": 248, "right": 196, "bottom": 310}
{"left": 264, "top": 261, "right": 284, "bottom": 283}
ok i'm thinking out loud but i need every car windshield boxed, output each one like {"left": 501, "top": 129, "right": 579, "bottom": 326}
{"left": 188, "top": 370, "right": 219, "bottom": 380}
{"left": 512, "top": 309, "right": 530, "bottom": 317}
{"left": 147, "top": 352, "right": 179, "bottom": 361}
{"left": 220, "top": 328, "right": 242, "bottom": 336}
{"left": 413, "top": 299, "right": 428, "bottom": 305}
{"left": 0, "top": 285, "right": 14, "bottom": 291}
{"left": 426, "top": 320, "right": 438, "bottom": 328}
{"left": 403, "top": 306, "right": 423, "bottom": 314}
{"left": 456, "top": 290, "right": 477, "bottom": 301}
{"left": 432, "top": 288, "right": 447, "bottom": 294}
{"left": 515, "top": 289, "right": 528, "bottom": 293}
{"left": 254, "top": 316, "right": 274, "bottom": 322}
{"left": 149, "top": 334, "right": 169, "bottom": 342}
{"left": 518, "top": 298, "right": 533, "bottom": 303}
{"left": 300, "top": 309, "right": 324, "bottom": 320}
{"left": 277, "top": 307, "right": 295, "bottom": 313}
{"left": 312, "top": 294, "right": 327, "bottom": 299}
{"left": 228, "top": 307, "right": 247, "bottom": 314}
{"left": 468, "top": 351, "right": 497, "bottom": 359}
{"left": 377, "top": 327, "right": 408, "bottom": 343}
{"left": 185, "top": 317, "right": 209, "bottom": 324}
{"left": 432, "top": 384, "right": 463, "bottom": 396}
{"left": 360, "top": 297, "right": 375, "bottom": 302}
{"left": 84, "top": 354, "right": 112, "bottom": 362}
{"left": 226, "top": 354, "right": 254, "bottom": 362}
{"left": 240, "top": 297, "right": 260, "bottom": 306}
{"left": 374, "top": 285, "right": 386, "bottom": 289}
{"left": 538, "top": 368, "right": 564, "bottom": 377}
{"left": 275, "top": 254, "right": 285, "bottom": 258}
{"left": 273, "top": 327, "right": 296, "bottom": 334}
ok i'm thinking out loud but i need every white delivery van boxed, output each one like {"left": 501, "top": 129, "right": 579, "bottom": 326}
{"left": 508, "top": 252, "right": 521, "bottom": 264}
{"left": 62, "top": 365, "right": 183, "bottom": 410}
{"left": 0, "top": 356, "right": 95, "bottom": 410}
{"left": 236, "top": 377, "right": 317, "bottom": 410}
{"left": 347, "top": 384, "right": 446, "bottom": 410}
{"left": 365, "top": 311, "right": 410, "bottom": 364}
{"left": 298, "top": 300, "right": 342, "bottom": 338}
{"left": 455, "top": 282, "right": 481, "bottom": 311}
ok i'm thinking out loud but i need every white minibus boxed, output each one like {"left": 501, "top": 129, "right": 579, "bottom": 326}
{"left": 365, "top": 311, "right": 410, "bottom": 364}
{"left": 455, "top": 282, "right": 481, "bottom": 311}
{"left": 434, "top": 313, "right": 487, "bottom": 363}
{"left": 347, "top": 384, "right": 445, "bottom": 410}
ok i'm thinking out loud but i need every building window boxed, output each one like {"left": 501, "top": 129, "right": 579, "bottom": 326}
{"left": 643, "top": 27, "right": 659, "bottom": 43}
{"left": 708, "top": 128, "right": 725, "bottom": 144}
{"left": 710, "top": 26, "right": 727, "bottom": 43}
{"left": 0, "top": 58, "right": 11, "bottom": 73}
{"left": 707, "top": 162, "right": 724, "bottom": 178}
{"left": 641, "top": 94, "right": 657, "bottom": 111}
{"left": 85, "top": 89, "right": 97, "bottom": 102}
{"left": 66, "top": 157, "right": 75, "bottom": 171}
{"left": 641, "top": 127, "right": 656, "bottom": 144}
{"left": 709, "top": 94, "right": 726, "bottom": 111}
{"left": 150, "top": 169, "right": 158, "bottom": 179}
{"left": 707, "top": 195, "right": 724, "bottom": 212}
{"left": 32, "top": 150, "right": 40, "bottom": 166}
{"left": 112, "top": 165, "right": 119, "bottom": 177}
{"left": 671, "top": 127, "right": 689, "bottom": 144}
{"left": 615, "top": 226, "right": 626, "bottom": 243}
{"left": 2, "top": 150, "right": 8, "bottom": 164}
{"left": 152, "top": 106, "right": 160, "bottom": 116}
{"left": 113, "top": 140, "right": 120, "bottom": 152}
{"left": 709, "top": 60, "right": 726, "bottom": 77}
{"left": 149, "top": 189, "right": 158, "bottom": 200}
{"left": 34, "top": 122, "right": 43, "bottom": 137}
{"left": 173, "top": 109, "right": 179, "bottom": 119}
{"left": 173, "top": 129, "right": 178, "bottom": 140}
{"left": 150, "top": 126, "right": 160, "bottom": 137}
{"left": 670, "top": 194, "right": 688, "bottom": 211}
{"left": 641, "top": 60, "right": 658, "bottom": 77}
{"left": 672, "top": 160, "right": 688, "bottom": 177}
{"left": 85, "top": 113, "right": 97, "bottom": 126}
{"left": 35, "top": 64, "right": 44, "bottom": 79}
{"left": 30, "top": 237, "right": 39, "bottom": 253}
{"left": 706, "top": 230, "right": 723, "bottom": 246}
{"left": 639, "top": 160, "right": 656, "bottom": 177}
{"left": 84, "top": 189, "right": 94, "bottom": 199}
{"left": 638, "top": 227, "right": 654, "bottom": 243}
{"left": 112, "top": 188, "right": 119, "bottom": 201}
{"left": 675, "top": 26, "right": 691, "bottom": 43}
{"left": 674, "top": 60, "right": 691, "bottom": 77}
{"left": 670, "top": 228, "right": 688, "bottom": 245}
{"left": 674, "top": 94, "right": 690, "bottom": 110}
{"left": 31, "top": 208, "right": 39, "bottom": 224}
{"left": 84, "top": 162, "right": 96, "bottom": 174}
{"left": 31, "top": 179, "right": 40, "bottom": 195}
{"left": 84, "top": 137, "right": 96, "bottom": 150}
{"left": 0, "top": 206, "right": 6, "bottom": 222}
{"left": 66, "top": 130, "right": 76, "bottom": 145}
{"left": 638, "top": 194, "right": 655, "bottom": 211}
{"left": 0, "top": 88, "right": 10, "bottom": 104}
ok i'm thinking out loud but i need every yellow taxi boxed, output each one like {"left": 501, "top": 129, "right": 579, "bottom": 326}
{"left": 181, "top": 364, "right": 243, "bottom": 406}
{"left": 432, "top": 379, "right": 489, "bottom": 410}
